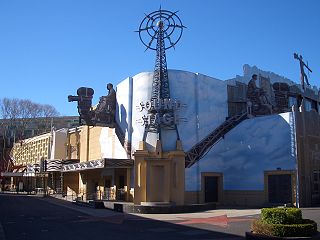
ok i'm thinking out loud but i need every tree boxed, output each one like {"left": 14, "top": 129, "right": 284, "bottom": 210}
{"left": 0, "top": 98, "right": 60, "bottom": 137}
{"left": 0, "top": 98, "right": 60, "bottom": 171}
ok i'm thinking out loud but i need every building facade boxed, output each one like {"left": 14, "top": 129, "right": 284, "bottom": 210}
{"left": 110, "top": 64, "right": 319, "bottom": 207}
{"left": 0, "top": 116, "right": 79, "bottom": 190}
{"left": 3, "top": 65, "right": 320, "bottom": 207}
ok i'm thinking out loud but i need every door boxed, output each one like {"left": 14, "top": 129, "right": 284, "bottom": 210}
{"left": 268, "top": 174, "right": 292, "bottom": 204}
{"left": 204, "top": 176, "right": 219, "bottom": 203}
{"left": 150, "top": 166, "right": 165, "bottom": 202}
{"left": 312, "top": 170, "right": 320, "bottom": 205}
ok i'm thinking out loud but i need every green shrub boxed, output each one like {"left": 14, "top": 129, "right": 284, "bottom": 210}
{"left": 272, "top": 219, "right": 318, "bottom": 237}
{"left": 261, "top": 207, "right": 302, "bottom": 224}
{"left": 251, "top": 219, "right": 273, "bottom": 236}
{"left": 252, "top": 219, "right": 318, "bottom": 237}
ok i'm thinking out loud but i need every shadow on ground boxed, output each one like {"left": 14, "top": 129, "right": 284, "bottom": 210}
{"left": 0, "top": 194, "right": 251, "bottom": 240}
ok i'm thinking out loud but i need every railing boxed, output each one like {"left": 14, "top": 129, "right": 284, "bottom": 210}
{"left": 89, "top": 188, "right": 127, "bottom": 201}
{"left": 185, "top": 111, "right": 248, "bottom": 168}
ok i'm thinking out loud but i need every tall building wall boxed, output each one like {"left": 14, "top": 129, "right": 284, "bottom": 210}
{"left": 113, "top": 65, "right": 316, "bottom": 203}
{"left": 116, "top": 70, "right": 228, "bottom": 153}
{"left": 295, "top": 107, "right": 320, "bottom": 206}
{"left": 50, "top": 128, "right": 68, "bottom": 159}
{"left": 185, "top": 112, "right": 296, "bottom": 192}
{"left": 11, "top": 128, "right": 69, "bottom": 166}
{"left": 75, "top": 126, "right": 127, "bottom": 162}
{"left": 12, "top": 133, "right": 51, "bottom": 165}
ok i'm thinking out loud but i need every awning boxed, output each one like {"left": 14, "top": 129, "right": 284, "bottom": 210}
{"left": 104, "top": 159, "right": 134, "bottom": 168}
{"left": 12, "top": 166, "right": 26, "bottom": 173}
{"left": 1, "top": 172, "right": 24, "bottom": 177}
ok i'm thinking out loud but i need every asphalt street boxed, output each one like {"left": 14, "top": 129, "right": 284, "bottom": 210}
{"left": 0, "top": 194, "right": 319, "bottom": 240}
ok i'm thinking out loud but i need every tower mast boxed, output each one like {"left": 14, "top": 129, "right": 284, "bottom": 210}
{"left": 137, "top": 8, "right": 185, "bottom": 141}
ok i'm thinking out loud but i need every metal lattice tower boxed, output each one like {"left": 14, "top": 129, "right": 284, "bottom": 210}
{"left": 153, "top": 20, "right": 170, "bottom": 100}
{"left": 137, "top": 8, "right": 185, "bottom": 140}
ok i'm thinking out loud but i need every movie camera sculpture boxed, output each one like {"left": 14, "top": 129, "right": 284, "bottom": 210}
{"left": 68, "top": 83, "right": 116, "bottom": 127}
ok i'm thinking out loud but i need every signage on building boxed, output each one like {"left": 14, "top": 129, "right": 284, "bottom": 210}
{"left": 62, "top": 159, "right": 104, "bottom": 172}
{"left": 26, "top": 163, "right": 40, "bottom": 173}
{"left": 137, "top": 98, "right": 186, "bottom": 128}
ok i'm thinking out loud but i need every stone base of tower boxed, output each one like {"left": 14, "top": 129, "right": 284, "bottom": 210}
{"left": 133, "top": 140, "right": 185, "bottom": 206}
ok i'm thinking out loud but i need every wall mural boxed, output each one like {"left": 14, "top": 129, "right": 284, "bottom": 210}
{"left": 185, "top": 112, "right": 296, "bottom": 191}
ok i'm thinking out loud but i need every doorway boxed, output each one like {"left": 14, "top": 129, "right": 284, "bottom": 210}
{"left": 201, "top": 173, "right": 223, "bottom": 203}
{"left": 150, "top": 165, "right": 165, "bottom": 202}
{"left": 268, "top": 174, "right": 292, "bottom": 204}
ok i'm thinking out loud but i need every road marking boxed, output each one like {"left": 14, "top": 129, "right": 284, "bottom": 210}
{"left": 0, "top": 223, "right": 7, "bottom": 240}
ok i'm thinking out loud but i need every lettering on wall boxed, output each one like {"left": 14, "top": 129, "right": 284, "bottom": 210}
{"left": 136, "top": 98, "right": 186, "bottom": 128}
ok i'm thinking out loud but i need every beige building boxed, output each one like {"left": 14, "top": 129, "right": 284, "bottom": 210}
{"left": 4, "top": 128, "right": 69, "bottom": 192}
{"left": 11, "top": 133, "right": 51, "bottom": 166}
{"left": 11, "top": 128, "right": 68, "bottom": 166}
{"left": 62, "top": 126, "right": 133, "bottom": 202}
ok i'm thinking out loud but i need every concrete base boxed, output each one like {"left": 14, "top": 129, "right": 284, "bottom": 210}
{"left": 140, "top": 202, "right": 171, "bottom": 206}
{"left": 125, "top": 203, "right": 216, "bottom": 214}
{"left": 73, "top": 200, "right": 105, "bottom": 209}
{"left": 102, "top": 201, "right": 216, "bottom": 214}
{"left": 75, "top": 199, "right": 216, "bottom": 214}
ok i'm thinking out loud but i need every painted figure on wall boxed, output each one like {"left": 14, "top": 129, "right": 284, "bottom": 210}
{"left": 247, "top": 74, "right": 272, "bottom": 116}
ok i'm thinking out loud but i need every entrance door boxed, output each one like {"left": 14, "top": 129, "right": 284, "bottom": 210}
{"left": 312, "top": 170, "right": 320, "bottom": 205}
{"left": 150, "top": 166, "right": 165, "bottom": 202}
{"left": 204, "top": 176, "right": 219, "bottom": 203}
{"left": 268, "top": 174, "right": 292, "bottom": 204}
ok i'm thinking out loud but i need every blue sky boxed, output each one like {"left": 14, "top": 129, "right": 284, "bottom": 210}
{"left": 0, "top": 0, "right": 319, "bottom": 116}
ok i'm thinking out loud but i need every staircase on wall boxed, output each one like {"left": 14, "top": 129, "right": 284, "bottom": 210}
{"left": 185, "top": 111, "right": 248, "bottom": 168}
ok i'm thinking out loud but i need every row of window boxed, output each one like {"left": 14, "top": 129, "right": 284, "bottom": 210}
{"left": 13, "top": 137, "right": 50, "bottom": 164}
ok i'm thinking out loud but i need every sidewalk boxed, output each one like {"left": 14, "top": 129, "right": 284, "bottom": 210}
{"left": 134, "top": 208, "right": 261, "bottom": 221}
{"left": 39, "top": 194, "right": 261, "bottom": 222}
{"left": 0, "top": 191, "right": 261, "bottom": 221}
{"left": 37, "top": 195, "right": 261, "bottom": 237}
{"left": 38, "top": 195, "right": 123, "bottom": 218}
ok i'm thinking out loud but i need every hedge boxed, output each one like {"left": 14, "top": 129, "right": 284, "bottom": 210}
{"left": 252, "top": 219, "right": 318, "bottom": 237}
{"left": 261, "top": 208, "right": 302, "bottom": 224}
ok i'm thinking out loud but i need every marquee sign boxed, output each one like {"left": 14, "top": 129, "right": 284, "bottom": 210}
{"left": 62, "top": 159, "right": 104, "bottom": 172}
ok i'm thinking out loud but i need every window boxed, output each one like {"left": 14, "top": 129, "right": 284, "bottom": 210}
{"left": 304, "top": 99, "right": 312, "bottom": 111}
{"left": 137, "top": 163, "right": 141, "bottom": 187}
{"left": 289, "top": 97, "right": 297, "bottom": 108}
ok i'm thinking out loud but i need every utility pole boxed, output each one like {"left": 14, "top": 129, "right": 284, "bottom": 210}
{"left": 294, "top": 53, "right": 312, "bottom": 90}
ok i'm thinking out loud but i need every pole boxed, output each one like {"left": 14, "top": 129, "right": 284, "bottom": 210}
{"left": 292, "top": 105, "right": 300, "bottom": 207}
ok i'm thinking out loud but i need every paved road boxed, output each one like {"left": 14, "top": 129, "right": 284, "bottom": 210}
{"left": 0, "top": 194, "right": 319, "bottom": 240}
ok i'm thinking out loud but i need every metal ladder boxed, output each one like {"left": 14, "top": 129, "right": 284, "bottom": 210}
{"left": 185, "top": 111, "right": 248, "bottom": 168}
